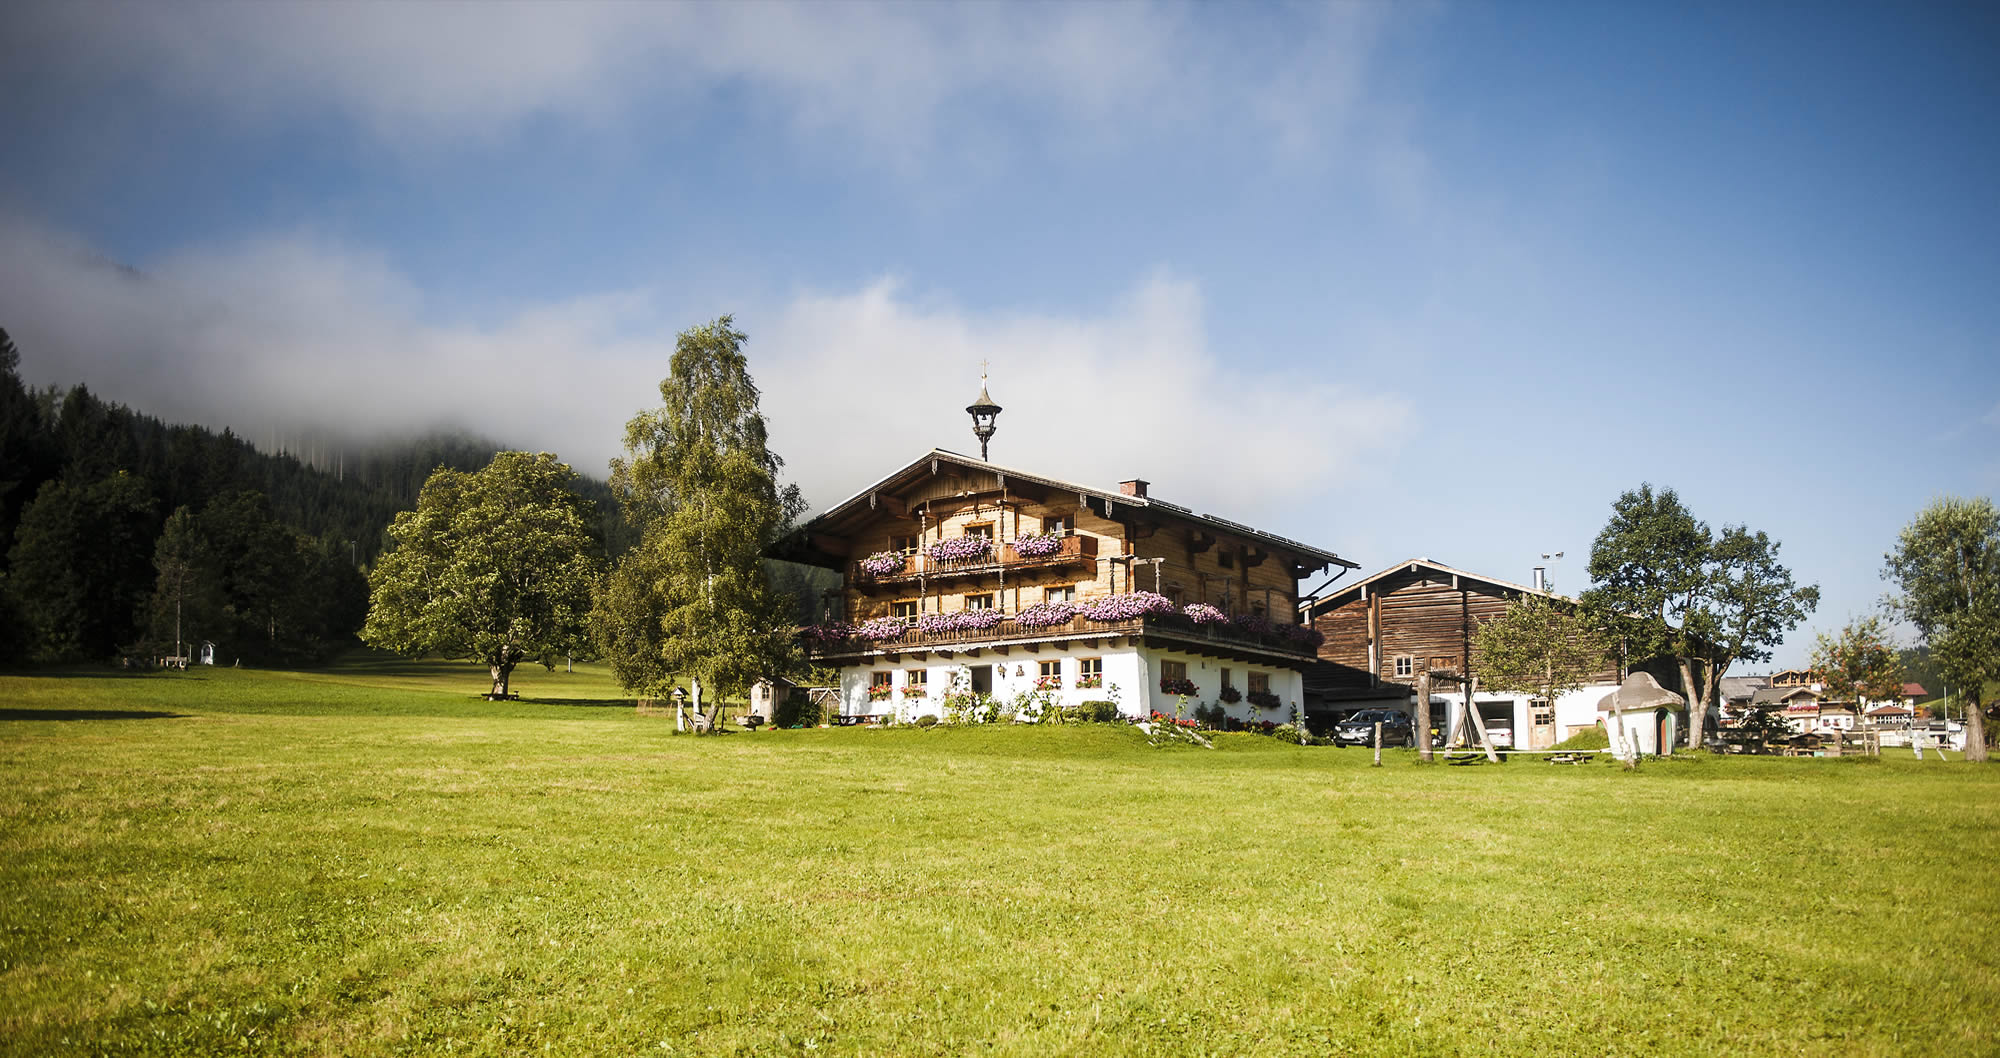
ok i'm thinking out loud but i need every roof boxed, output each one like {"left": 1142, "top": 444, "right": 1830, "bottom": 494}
{"left": 1302, "top": 557, "right": 1560, "bottom": 617}
{"left": 1752, "top": 686, "right": 1818, "bottom": 707}
{"left": 1596, "top": 671, "right": 1686, "bottom": 713}
{"left": 795, "top": 448, "right": 1357, "bottom": 571}
{"left": 1901, "top": 682, "right": 1928, "bottom": 698}
{"left": 1867, "top": 704, "right": 1914, "bottom": 717}
{"left": 1719, "top": 675, "right": 1770, "bottom": 702}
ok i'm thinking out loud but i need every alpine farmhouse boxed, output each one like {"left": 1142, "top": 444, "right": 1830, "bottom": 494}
{"left": 780, "top": 447, "right": 1357, "bottom": 723}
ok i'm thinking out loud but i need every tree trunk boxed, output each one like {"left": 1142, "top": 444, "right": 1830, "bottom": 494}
{"left": 1675, "top": 657, "right": 1705, "bottom": 751}
{"left": 1966, "top": 697, "right": 1989, "bottom": 763}
{"left": 489, "top": 660, "right": 513, "bottom": 699}
{"left": 1415, "top": 671, "right": 1432, "bottom": 763}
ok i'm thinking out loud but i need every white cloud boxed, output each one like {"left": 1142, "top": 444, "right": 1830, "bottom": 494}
{"left": 755, "top": 275, "right": 1410, "bottom": 525}
{"left": 2, "top": 1, "right": 1392, "bottom": 161}
{"left": 0, "top": 216, "right": 1407, "bottom": 532}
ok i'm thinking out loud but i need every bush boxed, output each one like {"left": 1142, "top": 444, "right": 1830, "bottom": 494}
{"left": 773, "top": 693, "right": 821, "bottom": 729}
{"left": 1271, "top": 723, "right": 1302, "bottom": 743}
{"left": 1192, "top": 702, "right": 1226, "bottom": 729}
{"left": 916, "top": 714, "right": 939, "bottom": 728}
{"left": 1552, "top": 725, "right": 1611, "bottom": 751}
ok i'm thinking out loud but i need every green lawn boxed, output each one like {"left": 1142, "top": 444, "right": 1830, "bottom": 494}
{"left": 2, "top": 660, "right": 1996, "bottom": 1056}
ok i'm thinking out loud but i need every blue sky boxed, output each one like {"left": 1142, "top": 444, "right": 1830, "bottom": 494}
{"left": 2, "top": 2, "right": 1995, "bottom": 668}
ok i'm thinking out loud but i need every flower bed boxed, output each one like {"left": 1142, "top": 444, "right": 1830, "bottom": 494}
{"left": 1082, "top": 591, "right": 1176, "bottom": 621}
{"left": 1231, "top": 612, "right": 1274, "bottom": 637}
{"left": 1276, "top": 623, "right": 1325, "bottom": 650}
{"left": 799, "top": 622, "right": 855, "bottom": 643}
{"left": 1182, "top": 603, "right": 1229, "bottom": 625}
{"left": 1077, "top": 674, "right": 1102, "bottom": 689}
{"left": 927, "top": 535, "right": 993, "bottom": 562}
{"left": 1160, "top": 676, "right": 1199, "bottom": 697}
{"left": 859, "top": 551, "right": 906, "bottom": 577}
{"left": 1034, "top": 674, "right": 1062, "bottom": 691}
{"left": 1246, "top": 689, "right": 1281, "bottom": 710}
{"left": 1014, "top": 601, "right": 1079, "bottom": 628}
{"left": 1217, "top": 685, "right": 1242, "bottom": 704}
{"left": 1010, "top": 532, "right": 1065, "bottom": 558}
{"left": 867, "top": 685, "right": 892, "bottom": 702}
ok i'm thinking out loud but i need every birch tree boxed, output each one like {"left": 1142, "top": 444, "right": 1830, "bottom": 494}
{"left": 1884, "top": 496, "right": 1999, "bottom": 762}
{"left": 592, "top": 316, "right": 806, "bottom": 731}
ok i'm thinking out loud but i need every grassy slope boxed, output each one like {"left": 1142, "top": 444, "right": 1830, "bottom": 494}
{"left": 1, "top": 660, "right": 1996, "bottom": 1056}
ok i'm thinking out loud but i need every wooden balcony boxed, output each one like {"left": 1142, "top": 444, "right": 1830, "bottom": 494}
{"left": 848, "top": 533, "right": 1098, "bottom": 587}
{"left": 803, "top": 608, "right": 1317, "bottom": 665}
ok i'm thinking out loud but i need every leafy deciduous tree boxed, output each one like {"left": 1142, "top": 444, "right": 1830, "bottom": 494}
{"left": 364, "top": 452, "right": 603, "bottom": 698}
{"left": 1884, "top": 496, "right": 1999, "bottom": 762}
{"left": 592, "top": 316, "right": 806, "bottom": 731}
{"left": 1473, "top": 592, "right": 1613, "bottom": 720}
{"left": 1807, "top": 616, "right": 1906, "bottom": 717}
{"left": 1582, "top": 484, "right": 1818, "bottom": 745}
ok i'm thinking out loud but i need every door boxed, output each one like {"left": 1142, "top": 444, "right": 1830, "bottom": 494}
{"left": 970, "top": 665, "right": 992, "bottom": 696}
{"left": 1530, "top": 700, "right": 1556, "bottom": 749}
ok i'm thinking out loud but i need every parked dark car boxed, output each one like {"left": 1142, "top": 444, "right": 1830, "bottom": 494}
{"left": 1332, "top": 709, "right": 1414, "bottom": 747}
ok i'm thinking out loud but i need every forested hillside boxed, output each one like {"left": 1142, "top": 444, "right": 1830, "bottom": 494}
{"left": 0, "top": 327, "right": 621, "bottom": 665}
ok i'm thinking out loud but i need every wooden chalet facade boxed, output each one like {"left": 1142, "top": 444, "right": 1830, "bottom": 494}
{"left": 780, "top": 449, "right": 1357, "bottom": 721}
{"left": 1300, "top": 558, "right": 1637, "bottom": 749}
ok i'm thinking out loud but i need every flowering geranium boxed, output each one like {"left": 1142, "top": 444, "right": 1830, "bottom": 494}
{"left": 1218, "top": 685, "right": 1242, "bottom": 704}
{"left": 859, "top": 551, "right": 906, "bottom": 577}
{"left": 867, "top": 684, "right": 893, "bottom": 702}
{"left": 1246, "top": 689, "right": 1281, "bottom": 710}
{"left": 799, "top": 622, "right": 855, "bottom": 643}
{"left": 1160, "top": 676, "right": 1199, "bottom": 697}
{"left": 1232, "top": 612, "right": 1274, "bottom": 637}
{"left": 1034, "top": 674, "right": 1062, "bottom": 691}
{"left": 927, "top": 535, "right": 993, "bottom": 562}
{"left": 1150, "top": 710, "right": 1199, "bottom": 729}
{"left": 1015, "top": 601, "right": 1079, "bottom": 628}
{"left": 1182, "top": 603, "right": 1229, "bottom": 625}
{"left": 854, "top": 617, "right": 908, "bottom": 641}
{"left": 1082, "top": 591, "right": 1176, "bottom": 621}
{"left": 1276, "top": 623, "right": 1326, "bottom": 650}
{"left": 917, "top": 609, "right": 1006, "bottom": 635}
{"left": 1077, "top": 674, "right": 1103, "bottom": 689}
{"left": 1010, "top": 532, "right": 1065, "bottom": 558}
{"left": 903, "top": 685, "right": 928, "bottom": 698}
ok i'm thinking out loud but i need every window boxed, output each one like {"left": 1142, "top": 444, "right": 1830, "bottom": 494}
{"left": 1431, "top": 655, "right": 1459, "bottom": 672}
{"left": 1037, "top": 659, "right": 1062, "bottom": 689}
{"left": 891, "top": 534, "right": 917, "bottom": 554}
{"left": 870, "top": 671, "right": 892, "bottom": 688}
{"left": 1220, "top": 667, "right": 1234, "bottom": 690}
{"left": 965, "top": 522, "right": 995, "bottom": 540}
{"left": 1166, "top": 586, "right": 1185, "bottom": 606}
{"left": 905, "top": 669, "right": 928, "bottom": 698}
{"left": 1078, "top": 657, "right": 1103, "bottom": 688}
{"left": 1161, "top": 660, "right": 1188, "bottom": 681}
{"left": 1249, "top": 672, "right": 1270, "bottom": 695}
{"left": 1042, "top": 514, "right": 1074, "bottom": 534}
{"left": 1047, "top": 584, "right": 1077, "bottom": 604}
{"left": 891, "top": 600, "right": 918, "bottom": 622}
{"left": 1394, "top": 656, "right": 1413, "bottom": 677}
{"left": 1219, "top": 551, "right": 1234, "bottom": 568}
{"left": 965, "top": 593, "right": 994, "bottom": 611}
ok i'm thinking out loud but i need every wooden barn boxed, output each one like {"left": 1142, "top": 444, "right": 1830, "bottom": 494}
{"left": 777, "top": 447, "right": 1358, "bottom": 723}
{"left": 1298, "top": 558, "right": 1641, "bottom": 749}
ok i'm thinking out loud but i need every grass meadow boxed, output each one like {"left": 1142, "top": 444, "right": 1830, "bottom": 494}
{"left": 2, "top": 656, "right": 1996, "bottom": 1056}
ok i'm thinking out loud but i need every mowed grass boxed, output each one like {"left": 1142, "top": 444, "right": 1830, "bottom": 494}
{"left": 2, "top": 660, "right": 1997, "bottom": 1056}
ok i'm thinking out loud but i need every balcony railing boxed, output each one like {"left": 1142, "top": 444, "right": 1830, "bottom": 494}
{"left": 849, "top": 533, "right": 1098, "bottom": 586}
{"left": 803, "top": 608, "right": 1317, "bottom": 661}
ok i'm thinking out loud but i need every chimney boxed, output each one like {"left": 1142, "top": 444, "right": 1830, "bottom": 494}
{"left": 1119, "top": 479, "right": 1149, "bottom": 498}
{"left": 1532, "top": 566, "right": 1546, "bottom": 592}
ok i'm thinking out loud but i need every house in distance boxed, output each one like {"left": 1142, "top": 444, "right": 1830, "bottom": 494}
{"left": 779, "top": 379, "right": 1358, "bottom": 722}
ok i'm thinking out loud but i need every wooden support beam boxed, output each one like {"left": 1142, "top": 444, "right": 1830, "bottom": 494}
{"left": 1243, "top": 548, "right": 1267, "bottom": 568}
{"left": 966, "top": 648, "right": 983, "bottom": 658}
{"left": 993, "top": 645, "right": 1010, "bottom": 656}
{"left": 911, "top": 651, "right": 928, "bottom": 661}
{"left": 1024, "top": 642, "right": 1042, "bottom": 653}
{"left": 1187, "top": 530, "right": 1215, "bottom": 554}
